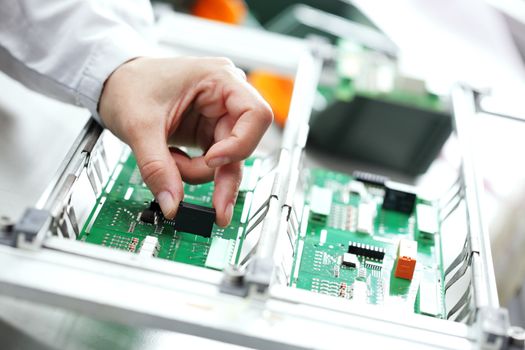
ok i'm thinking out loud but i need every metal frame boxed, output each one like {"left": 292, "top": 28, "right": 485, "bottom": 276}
{"left": 0, "top": 13, "right": 518, "bottom": 349}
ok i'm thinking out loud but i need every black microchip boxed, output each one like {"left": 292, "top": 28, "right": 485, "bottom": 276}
{"left": 173, "top": 201, "right": 215, "bottom": 238}
{"left": 140, "top": 209, "right": 156, "bottom": 224}
{"left": 348, "top": 242, "right": 385, "bottom": 260}
{"left": 149, "top": 200, "right": 161, "bottom": 212}
{"left": 382, "top": 186, "right": 416, "bottom": 214}
{"left": 352, "top": 171, "right": 388, "bottom": 187}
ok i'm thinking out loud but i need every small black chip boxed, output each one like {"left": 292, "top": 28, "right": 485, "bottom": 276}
{"left": 149, "top": 200, "right": 161, "bottom": 212}
{"left": 352, "top": 171, "right": 388, "bottom": 187}
{"left": 140, "top": 209, "right": 156, "bottom": 224}
{"left": 382, "top": 186, "right": 416, "bottom": 215}
{"left": 173, "top": 201, "right": 215, "bottom": 238}
{"left": 348, "top": 242, "right": 385, "bottom": 260}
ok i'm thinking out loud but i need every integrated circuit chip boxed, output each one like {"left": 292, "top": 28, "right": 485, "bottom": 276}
{"left": 352, "top": 171, "right": 388, "bottom": 187}
{"left": 140, "top": 208, "right": 156, "bottom": 224}
{"left": 149, "top": 200, "right": 161, "bottom": 212}
{"left": 348, "top": 241, "right": 385, "bottom": 261}
{"left": 382, "top": 185, "right": 416, "bottom": 215}
{"left": 173, "top": 201, "right": 216, "bottom": 238}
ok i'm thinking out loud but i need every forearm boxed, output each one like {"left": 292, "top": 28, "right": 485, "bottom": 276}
{"left": 0, "top": 0, "right": 156, "bottom": 121}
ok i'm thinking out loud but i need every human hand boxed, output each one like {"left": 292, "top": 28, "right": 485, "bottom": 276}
{"left": 99, "top": 57, "right": 273, "bottom": 226}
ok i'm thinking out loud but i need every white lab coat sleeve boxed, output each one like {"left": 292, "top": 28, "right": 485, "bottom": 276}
{"left": 0, "top": 0, "right": 157, "bottom": 123}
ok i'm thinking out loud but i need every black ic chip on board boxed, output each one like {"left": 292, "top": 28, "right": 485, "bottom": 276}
{"left": 173, "top": 201, "right": 216, "bottom": 238}
{"left": 348, "top": 242, "right": 385, "bottom": 261}
{"left": 140, "top": 208, "right": 156, "bottom": 224}
{"left": 382, "top": 186, "right": 416, "bottom": 215}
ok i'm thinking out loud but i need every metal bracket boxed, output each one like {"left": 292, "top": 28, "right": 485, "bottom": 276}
{"left": 507, "top": 326, "right": 525, "bottom": 350}
{"left": 4, "top": 208, "right": 52, "bottom": 249}
{"left": 219, "top": 266, "right": 249, "bottom": 297}
{"left": 0, "top": 216, "right": 15, "bottom": 246}
{"left": 476, "top": 307, "right": 525, "bottom": 350}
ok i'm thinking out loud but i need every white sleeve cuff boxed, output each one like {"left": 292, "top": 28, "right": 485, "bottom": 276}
{"left": 76, "top": 26, "right": 157, "bottom": 125}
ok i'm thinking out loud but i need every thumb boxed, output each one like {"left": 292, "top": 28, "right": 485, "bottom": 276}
{"left": 130, "top": 135, "right": 184, "bottom": 219}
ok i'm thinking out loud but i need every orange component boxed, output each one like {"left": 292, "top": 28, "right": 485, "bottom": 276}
{"left": 192, "top": 0, "right": 247, "bottom": 25}
{"left": 395, "top": 256, "right": 417, "bottom": 280}
{"left": 248, "top": 71, "right": 294, "bottom": 127}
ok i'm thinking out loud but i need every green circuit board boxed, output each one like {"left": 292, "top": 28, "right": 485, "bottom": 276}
{"left": 78, "top": 150, "right": 445, "bottom": 318}
{"left": 78, "top": 152, "right": 255, "bottom": 270}
{"left": 290, "top": 169, "right": 446, "bottom": 318}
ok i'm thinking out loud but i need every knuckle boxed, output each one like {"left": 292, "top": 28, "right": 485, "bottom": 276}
{"left": 235, "top": 67, "right": 247, "bottom": 81}
{"left": 214, "top": 57, "right": 235, "bottom": 67}
{"left": 235, "top": 140, "right": 253, "bottom": 159}
{"left": 258, "top": 103, "right": 274, "bottom": 126}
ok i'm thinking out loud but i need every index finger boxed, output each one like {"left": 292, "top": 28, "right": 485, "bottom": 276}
{"left": 204, "top": 79, "right": 273, "bottom": 168}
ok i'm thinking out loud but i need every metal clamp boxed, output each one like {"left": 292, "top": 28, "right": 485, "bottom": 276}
{"left": 0, "top": 208, "right": 52, "bottom": 249}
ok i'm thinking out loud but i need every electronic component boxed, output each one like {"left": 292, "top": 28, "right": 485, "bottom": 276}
{"left": 416, "top": 203, "right": 438, "bottom": 243}
{"left": 205, "top": 238, "right": 235, "bottom": 270}
{"left": 419, "top": 278, "right": 439, "bottom": 317}
{"left": 140, "top": 208, "right": 156, "bottom": 224}
{"left": 394, "top": 239, "right": 418, "bottom": 280}
{"left": 319, "top": 229, "right": 328, "bottom": 245}
{"left": 352, "top": 280, "right": 368, "bottom": 302}
{"left": 342, "top": 253, "right": 359, "bottom": 268}
{"left": 338, "top": 282, "right": 348, "bottom": 298}
{"left": 382, "top": 185, "right": 416, "bottom": 215}
{"left": 174, "top": 201, "right": 215, "bottom": 238}
{"left": 310, "top": 186, "right": 333, "bottom": 217}
{"left": 328, "top": 204, "right": 356, "bottom": 231}
{"left": 129, "top": 237, "right": 139, "bottom": 253}
{"left": 140, "top": 200, "right": 162, "bottom": 224}
{"left": 364, "top": 261, "right": 382, "bottom": 270}
{"left": 357, "top": 267, "right": 367, "bottom": 281}
{"left": 149, "top": 200, "right": 161, "bottom": 212}
{"left": 356, "top": 202, "right": 376, "bottom": 235}
{"left": 348, "top": 241, "right": 385, "bottom": 260}
{"left": 139, "top": 235, "right": 159, "bottom": 257}
{"left": 348, "top": 181, "right": 367, "bottom": 197}
{"left": 352, "top": 171, "right": 388, "bottom": 187}
{"left": 333, "top": 264, "right": 340, "bottom": 278}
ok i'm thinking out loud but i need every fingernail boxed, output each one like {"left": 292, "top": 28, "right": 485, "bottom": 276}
{"left": 157, "top": 191, "right": 176, "bottom": 219}
{"left": 208, "top": 156, "right": 230, "bottom": 168}
{"left": 225, "top": 203, "right": 234, "bottom": 226}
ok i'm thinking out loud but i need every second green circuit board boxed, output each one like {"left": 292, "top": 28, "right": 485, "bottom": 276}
{"left": 290, "top": 169, "right": 446, "bottom": 319}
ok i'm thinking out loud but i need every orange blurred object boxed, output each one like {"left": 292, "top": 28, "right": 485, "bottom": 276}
{"left": 192, "top": 0, "right": 247, "bottom": 25}
{"left": 394, "top": 256, "right": 417, "bottom": 280}
{"left": 248, "top": 71, "right": 294, "bottom": 127}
